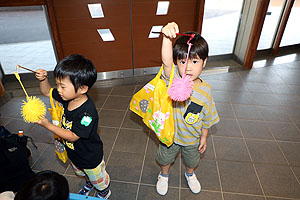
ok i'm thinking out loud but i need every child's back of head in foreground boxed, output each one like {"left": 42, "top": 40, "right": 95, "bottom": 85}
{"left": 54, "top": 54, "right": 97, "bottom": 92}
{"left": 15, "top": 170, "right": 69, "bottom": 200}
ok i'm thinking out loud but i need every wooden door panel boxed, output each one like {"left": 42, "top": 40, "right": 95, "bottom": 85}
{"left": 132, "top": 0, "right": 198, "bottom": 69}
{"left": 53, "top": 0, "right": 132, "bottom": 72}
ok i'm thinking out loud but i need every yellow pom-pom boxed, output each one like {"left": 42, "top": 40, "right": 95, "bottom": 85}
{"left": 21, "top": 96, "right": 46, "bottom": 123}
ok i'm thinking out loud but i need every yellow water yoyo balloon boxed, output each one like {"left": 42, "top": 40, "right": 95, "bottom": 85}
{"left": 14, "top": 69, "right": 46, "bottom": 123}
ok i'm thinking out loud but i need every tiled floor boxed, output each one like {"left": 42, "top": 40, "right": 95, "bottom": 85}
{"left": 1, "top": 50, "right": 300, "bottom": 200}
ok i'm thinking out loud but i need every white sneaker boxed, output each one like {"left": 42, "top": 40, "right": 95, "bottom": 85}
{"left": 185, "top": 173, "right": 201, "bottom": 194}
{"left": 156, "top": 173, "right": 168, "bottom": 195}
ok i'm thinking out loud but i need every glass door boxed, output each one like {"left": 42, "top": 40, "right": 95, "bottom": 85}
{"left": 280, "top": 0, "right": 300, "bottom": 47}
{"left": 201, "top": 0, "right": 244, "bottom": 56}
{"left": 257, "top": 0, "right": 286, "bottom": 50}
{"left": 0, "top": 6, "right": 57, "bottom": 74}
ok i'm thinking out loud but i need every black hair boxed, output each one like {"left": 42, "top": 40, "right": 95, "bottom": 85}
{"left": 54, "top": 54, "right": 97, "bottom": 92}
{"left": 173, "top": 32, "right": 209, "bottom": 64}
{"left": 15, "top": 170, "right": 69, "bottom": 200}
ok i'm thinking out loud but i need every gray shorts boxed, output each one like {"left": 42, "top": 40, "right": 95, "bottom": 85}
{"left": 156, "top": 142, "right": 200, "bottom": 168}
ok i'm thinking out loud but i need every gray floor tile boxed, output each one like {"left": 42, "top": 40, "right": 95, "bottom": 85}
{"left": 113, "top": 128, "right": 148, "bottom": 154}
{"left": 215, "top": 103, "right": 235, "bottom": 119}
{"left": 238, "top": 119, "right": 274, "bottom": 140}
{"left": 5, "top": 118, "right": 34, "bottom": 134}
{"left": 214, "top": 137, "right": 251, "bottom": 162}
{"left": 109, "top": 181, "right": 138, "bottom": 200}
{"left": 278, "top": 142, "right": 300, "bottom": 166}
{"left": 28, "top": 142, "right": 49, "bottom": 167}
{"left": 266, "top": 197, "right": 294, "bottom": 200}
{"left": 0, "top": 116, "right": 11, "bottom": 126}
{"left": 266, "top": 122, "right": 300, "bottom": 142}
{"left": 292, "top": 166, "right": 300, "bottom": 182}
{"left": 212, "top": 118, "right": 242, "bottom": 137}
{"left": 89, "top": 86, "right": 112, "bottom": 95}
{"left": 275, "top": 94, "right": 300, "bottom": 107}
{"left": 181, "top": 189, "right": 222, "bottom": 200}
{"left": 228, "top": 91, "right": 255, "bottom": 105}
{"left": 255, "top": 164, "right": 300, "bottom": 199}
{"left": 286, "top": 107, "right": 300, "bottom": 123}
{"left": 246, "top": 83, "right": 272, "bottom": 93}
{"left": 137, "top": 185, "right": 179, "bottom": 200}
{"left": 140, "top": 154, "right": 163, "bottom": 185}
{"left": 232, "top": 104, "right": 264, "bottom": 120}
{"left": 65, "top": 175, "right": 86, "bottom": 193}
{"left": 201, "top": 136, "right": 215, "bottom": 160}
{"left": 184, "top": 159, "right": 221, "bottom": 191}
{"left": 90, "top": 94, "right": 108, "bottom": 109}
{"left": 121, "top": 110, "right": 148, "bottom": 130}
{"left": 206, "top": 80, "right": 226, "bottom": 91}
{"left": 98, "top": 126, "right": 119, "bottom": 159}
{"left": 141, "top": 154, "right": 180, "bottom": 187}
{"left": 98, "top": 109, "right": 126, "bottom": 127}
{"left": 266, "top": 83, "right": 295, "bottom": 95}
{"left": 106, "top": 151, "right": 144, "bottom": 182}
{"left": 246, "top": 139, "right": 287, "bottom": 165}
{"left": 213, "top": 90, "right": 230, "bottom": 103}
{"left": 0, "top": 100, "right": 23, "bottom": 118}
{"left": 218, "top": 161, "right": 263, "bottom": 195}
{"left": 223, "top": 193, "right": 265, "bottom": 200}
{"left": 32, "top": 144, "right": 70, "bottom": 174}
{"left": 27, "top": 124, "right": 54, "bottom": 143}
{"left": 145, "top": 132, "right": 160, "bottom": 155}
{"left": 111, "top": 85, "right": 136, "bottom": 96}
{"left": 102, "top": 95, "right": 131, "bottom": 110}
{"left": 223, "top": 80, "right": 249, "bottom": 92}
{"left": 257, "top": 106, "right": 292, "bottom": 122}
{"left": 250, "top": 93, "right": 280, "bottom": 106}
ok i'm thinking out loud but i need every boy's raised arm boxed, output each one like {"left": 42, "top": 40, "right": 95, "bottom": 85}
{"left": 35, "top": 69, "right": 51, "bottom": 97}
{"left": 161, "top": 22, "right": 179, "bottom": 78}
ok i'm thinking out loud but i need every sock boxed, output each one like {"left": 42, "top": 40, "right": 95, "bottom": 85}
{"left": 160, "top": 172, "right": 169, "bottom": 178}
{"left": 185, "top": 172, "right": 194, "bottom": 177}
{"left": 98, "top": 187, "right": 109, "bottom": 195}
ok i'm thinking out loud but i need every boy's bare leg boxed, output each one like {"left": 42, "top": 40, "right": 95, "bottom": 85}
{"left": 185, "top": 166, "right": 194, "bottom": 174}
{"left": 161, "top": 164, "right": 171, "bottom": 175}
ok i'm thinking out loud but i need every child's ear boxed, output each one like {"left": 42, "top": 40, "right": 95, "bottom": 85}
{"left": 79, "top": 85, "right": 89, "bottom": 94}
{"left": 202, "top": 58, "right": 207, "bottom": 68}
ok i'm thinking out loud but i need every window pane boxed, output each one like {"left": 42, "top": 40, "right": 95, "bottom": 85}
{"left": 280, "top": 0, "right": 300, "bottom": 47}
{"left": 202, "top": 0, "right": 243, "bottom": 56}
{"left": 258, "top": 0, "right": 285, "bottom": 50}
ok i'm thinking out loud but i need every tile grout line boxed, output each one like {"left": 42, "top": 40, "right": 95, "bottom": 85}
{"left": 211, "top": 134, "right": 224, "bottom": 200}
{"left": 266, "top": 123, "right": 300, "bottom": 186}
{"left": 102, "top": 87, "right": 122, "bottom": 166}
{"left": 135, "top": 129, "right": 150, "bottom": 200}
{"left": 233, "top": 72, "right": 267, "bottom": 200}
{"left": 260, "top": 90, "right": 300, "bottom": 187}
{"left": 30, "top": 142, "right": 49, "bottom": 170}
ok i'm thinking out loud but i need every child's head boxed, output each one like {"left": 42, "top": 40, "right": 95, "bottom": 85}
{"left": 15, "top": 170, "right": 69, "bottom": 200}
{"left": 54, "top": 54, "right": 97, "bottom": 93}
{"left": 173, "top": 32, "right": 209, "bottom": 81}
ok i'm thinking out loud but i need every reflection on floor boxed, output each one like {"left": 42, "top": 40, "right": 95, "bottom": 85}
{"left": 1, "top": 50, "right": 300, "bottom": 199}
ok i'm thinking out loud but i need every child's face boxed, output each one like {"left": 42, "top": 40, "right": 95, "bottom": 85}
{"left": 55, "top": 77, "right": 78, "bottom": 101}
{"left": 176, "top": 55, "right": 206, "bottom": 83}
